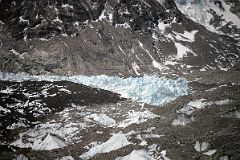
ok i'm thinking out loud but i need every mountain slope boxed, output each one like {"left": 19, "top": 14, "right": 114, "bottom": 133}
{"left": 0, "top": 0, "right": 239, "bottom": 76}
{"left": 175, "top": 0, "right": 240, "bottom": 37}
{"left": 1, "top": 0, "right": 240, "bottom": 159}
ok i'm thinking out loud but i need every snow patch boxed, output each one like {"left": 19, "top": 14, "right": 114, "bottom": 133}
{"left": 85, "top": 113, "right": 116, "bottom": 127}
{"left": 175, "top": 42, "right": 195, "bottom": 59}
{"left": 56, "top": 156, "right": 74, "bottom": 160}
{"left": 158, "top": 21, "right": 168, "bottom": 32}
{"left": 203, "top": 149, "right": 217, "bottom": 156}
{"left": 118, "top": 110, "right": 159, "bottom": 128}
{"left": 132, "top": 61, "right": 141, "bottom": 75}
{"left": 15, "top": 154, "right": 28, "bottom": 160}
{"left": 79, "top": 134, "right": 131, "bottom": 159}
{"left": 0, "top": 106, "right": 11, "bottom": 114}
{"left": 59, "top": 88, "right": 71, "bottom": 94}
{"left": 0, "top": 87, "right": 15, "bottom": 94}
{"left": 142, "top": 134, "right": 163, "bottom": 139}
{"left": 137, "top": 40, "right": 167, "bottom": 71}
{"left": 116, "top": 23, "right": 131, "bottom": 29}
{"left": 116, "top": 150, "right": 155, "bottom": 160}
{"left": 173, "top": 30, "right": 198, "bottom": 42}
{"left": 33, "top": 133, "right": 67, "bottom": 150}
{"left": 222, "top": 109, "right": 240, "bottom": 119}
{"left": 61, "top": 4, "right": 73, "bottom": 9}
{"left": 7, "top": 121, "right": 28, "bottom": 129}
{"left": 178, "top": 99, "right": 232, "bottom": 115}
{"left": 172, "top": 113, "right": 195, "bottom": 126}
{"left": 194, "top": 141, "right": 210, "bottom": 152}
{"left": 98, "top": 9, "right": 107, "bottom": 21}
{"left": 152, "top": 60, "right": 165, "bottom": 71}
{"left": 12, "top": 133, "right": 67, "bottom": 150}
{"left": 10, "top": 49, "right": 24, "bottom": 59}
{"left": 11, "top": 122, "right": 88, "bottom": 150}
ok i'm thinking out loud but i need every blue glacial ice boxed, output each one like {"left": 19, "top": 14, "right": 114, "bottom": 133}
{"left": 0, "top": 72, "right": 189, "bottom": 105}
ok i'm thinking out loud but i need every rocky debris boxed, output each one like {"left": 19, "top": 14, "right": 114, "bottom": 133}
{"left": 222, "top": 106, "right": 240, "bottom": 119}
{"left": 0, "top": 74, "right": 240, "bottom": 159}
{"left": 0, "top": 80, "right": 124, "bottom": 143}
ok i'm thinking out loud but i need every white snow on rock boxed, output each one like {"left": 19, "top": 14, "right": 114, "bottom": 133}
{"left": 7, "top": 121, "right": 28, "bottom": 129}
{"left": 33, "top": 133, "right": 67, "bottom": 150}
{"left": 139, "top": 140, "right": 148, "bottom": 146}
{"left": 159, "top": 150, "right": 171, "bottom": 160}
{"left": 173, "top": 99, "right": 232, "bottom": 125}
{"left": 85, "top": 113, "right": 116, "bottom": 127}
{"left": 0, "top": 106, "right": 11, "bottom": 114}
{"left": 172, "top": 113, "right": 195, "bottom": 126}
{"left": 148, "top": 144, "right": 158, "bottom": 153}
{"left": 219, "top": 156, "right": 229, "bottom": 160}
{"left": 56, "top": 156, "right": 74, "bottom": 160}
{"left": 213, "top": 99, "right": 231, "bottom": 106}
{"left": 175, "top": 0, "right": 240, "bottom": 32}
{"left": 194, "top": 141, "right": 210, "bottom": 152}
{"left": 79, "top": 133, "right": 131, "bottom": 160}
{"left": 59, "top": 88, "right": 71, "bottom": 94}
{"left": 11, "top": 133, "right": 67, "bottom": 150}
{"left": 132, "top": 61, "right": 141, "bottom": 76}
{"left": 116, "top": 22, "right": 131, "bottom": 29}
{"left": 11, "top": 122, "right": 88, "bottom": 150}
{"left": 0, "top": 87, "right": 15, "bottom": 94}
{"left": 158, "top": 21, "right": 169, "bottom": 33}
{"left": 203, "top": 149, "right": 217, "bottom": 156}
{"left": 15, "top": 154, "right": 29, "bottom": 160}
{"left": 0, "top": 72, "right": 190, "bottom": 106}
{"left": 98, "top": 9, "right": 107, "bottom": 21}
{"left": 179, "top": 99, "right": 208, "bottom": 115}
{"left": 152, "top": 60, "right": 166, "bottom": 71}
{"left": 115, "top": 150, "right": 155, "bottom": 160}
{"left": 137, "top": 40, "right": 167, "bottom": 71}
{"left": 178, "top": 99, "right": 232, "bottom": 115}
{"left": 222, "top": 109, "right": 240, "bottom": 119}
{"left": 61, "top": 4, "right": 73, "bottom": 9}
{"left": 175, "top": 42, "right": 195, "bottom": 59}
{"left": 142, "top": 134, "right": 163, "bottom": 139}
{"left": 118, "top": 110, "right": 159, "bottom": 128}
{"left": 173, "top": 30, "right": 198, "bottom": 42}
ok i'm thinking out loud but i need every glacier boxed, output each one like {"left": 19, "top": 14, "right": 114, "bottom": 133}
{"left": 0, "top": 72, "right": 189, "bottom": 105}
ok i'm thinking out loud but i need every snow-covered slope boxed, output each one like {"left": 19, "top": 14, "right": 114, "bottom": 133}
{"left": 175, "top": 0, "right": 240, "bottom": 36}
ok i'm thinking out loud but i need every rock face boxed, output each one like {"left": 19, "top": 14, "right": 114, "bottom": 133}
{"left": 0, "top": 0, "right": 180, "bottom": 40}
{"left": 0, "top": 0, "right": 239, "bottom": 76}
{"left": 0, "top": 0, "right": 240, "bottom": 76}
